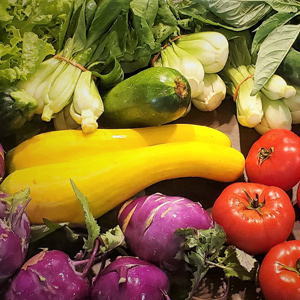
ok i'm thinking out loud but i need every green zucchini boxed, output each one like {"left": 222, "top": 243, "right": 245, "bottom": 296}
{"left": 101, "top": 67, "right": 191, "bottom": 128}
{"left": 277, "top": 48, "right": 300, "bottom": 86}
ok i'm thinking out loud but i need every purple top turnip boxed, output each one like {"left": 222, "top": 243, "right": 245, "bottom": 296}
{"left": 5, "top": 250, "right": 90, "bottom": 300}
{"left": 91, "top": 256, "right": 171, "bottom": 300}
{"left": 0, "top": 144, "right": 4, "bottom": 182}
{"left": 118, "top": 193, "right": 214, "bottom": 272}
{"left": 0, "top": 191, "right": 31, "bottom": 286}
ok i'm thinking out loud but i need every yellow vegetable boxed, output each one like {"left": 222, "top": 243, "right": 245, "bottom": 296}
{"left": 6, "top": 124, "right": 231, "bottom": 173}
{"left": 1, "top": 141, "right": 245, "bottom": 224}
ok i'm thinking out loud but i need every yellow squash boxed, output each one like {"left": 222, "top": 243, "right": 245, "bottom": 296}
{"left": 1, "top": 141, "right": 245, "bottom": 224}
{"left": 6, "top": 124, "right": 231, "bottom": 172}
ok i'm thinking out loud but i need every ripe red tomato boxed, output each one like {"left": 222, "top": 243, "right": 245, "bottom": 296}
{"left": 245, "top": 129, "right": 300, "bottom": 191}
{"left": 259, "top": 240, "right": 300, "bottom": 300}
{"left": 212, "top": 182, "right": 295, "bottom": 255}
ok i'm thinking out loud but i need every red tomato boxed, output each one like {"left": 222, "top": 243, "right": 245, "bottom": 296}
{"left": 259, "top": 240, "right": 300, "bottom": 300}
{"left": 245, "top": 129, "right": 300, "bottom": 191}
{"left": 212, "top": 182, "right": 295, "bottom": 255}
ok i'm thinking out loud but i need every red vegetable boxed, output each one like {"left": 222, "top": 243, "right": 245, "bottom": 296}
{"left": 212, "top": 182, "right": 295, "bottom": 255}
{"left": 259, "top": 240, "right": 300, "bottom": 300}
{"left": 245, "top": 129, "right": 300, "bottom": 191}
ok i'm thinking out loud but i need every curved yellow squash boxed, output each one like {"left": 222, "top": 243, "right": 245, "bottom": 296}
{"left": 1, "top": 141, "right": 245, "bottom": 224}
{"left": 6, "top": 124, "right": 231, "bottom": 172}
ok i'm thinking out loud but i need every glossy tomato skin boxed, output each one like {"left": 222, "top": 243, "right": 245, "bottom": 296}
{"left": 245, "top": 129, "right": 300, "bottom": 191}
{"left": 259, "top": 240, "right": 300, "bottom": 300}
{"left": 212, "top": 182, "right": 295, "bottom": 255}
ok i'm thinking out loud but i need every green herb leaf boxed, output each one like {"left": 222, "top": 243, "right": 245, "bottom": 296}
{"left": 199, "top": 0, "right": 272, "bottom": 28}
{"left": 252, "top": 24, "right": 300, "bottom": 95}
{"left": 266, "top": 0, "right": 300, "bottom": 13}
{"left": 99, "top": 225, "right": 126, "bottom": 253}
{"left": 217, "top": 246, "right": 258, "bottom": 281}
{"left": 251, "top": 12, "right": 298, "bottom": 54}
{"left": 30, "top": 219, "right": 79, "bottom": 243}
{"left": 70, "top": 179, "right": 100, "bottom": 251}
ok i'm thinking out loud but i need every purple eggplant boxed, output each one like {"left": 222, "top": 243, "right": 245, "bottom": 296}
{"left": 5, "top": 250, "right": 90, "bottom": 300}
{"left": 0, "top": 190, "right": 31, "bottom": 286}
{"left": 91, "top": 256, "right": 170, "bottom": 300}
{"left": 0, "top": 144, "right": 4, "bottom": 182}
{"left": 118, "top": 193, "right": 214, "bottom": 272}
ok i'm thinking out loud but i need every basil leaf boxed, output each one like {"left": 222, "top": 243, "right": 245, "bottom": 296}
{"left": 252, "top": 12, "right": 298, "bottom": 54}
{"left": 266, "top": 0, "right": 300, "bottom": 13}
{"left": 199, "top": 0, "right": 272, "bottom": 28}
{"left": 252, "top": 24, "right": 300, "bottom": 95}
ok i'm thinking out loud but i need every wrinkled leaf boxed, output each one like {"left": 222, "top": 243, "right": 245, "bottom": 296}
{"left": 199, "top": 0, "right": 272, "bottom": 28}
{"left": 99, "top": 225, "right": 126, "bottom": 253}
{"left": 252, "top": 24, "right": 300, "bottom": 95}
{"left": 266, "top": 0, "right": 300, "bottom": 13}
{"left": 217, "top": 246, "right": 258, "bottom": 281}
{"left": 70, "top": 179, "right": 100, "bottom": 251}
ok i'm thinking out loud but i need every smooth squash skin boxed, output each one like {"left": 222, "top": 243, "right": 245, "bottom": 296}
{"left": 6, "top": 124, "right": 231, "bottom": 172}
{"left": 101, "top": 67, "right": 191, "bottom": 127}
{"left": 1, "top": 141, "right": 245, "bottom": 224}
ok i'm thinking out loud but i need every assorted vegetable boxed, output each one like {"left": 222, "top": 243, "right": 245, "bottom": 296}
{"left": 212, "top": 182, "right": 295, "bottom": 255}
{"left": 0, "top": 0, "right": 300, "bottom": 299}
{"left": 1, "top": 141, "right": 245, "bottom": 224}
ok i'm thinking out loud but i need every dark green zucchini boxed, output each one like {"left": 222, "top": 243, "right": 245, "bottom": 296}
{"left": 101, "top": 67, "right": 191, "bottom": 128}
{"left": 277, "top": 48, "right": 300, "bottom": 86}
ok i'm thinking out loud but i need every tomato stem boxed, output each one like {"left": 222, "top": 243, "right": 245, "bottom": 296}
{"left": 257, "top": 147, "right": 274, "bottom": 166}
{"left": 242, "top": 189, "right": 265, "bottom": 215}
{"left": 277, "top": 261, "right": 300, "bottom": 277}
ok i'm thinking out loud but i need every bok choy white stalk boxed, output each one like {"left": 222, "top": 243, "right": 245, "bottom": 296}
{"left": 220, "top": 36, "right": 263, "bottom": 128}
{"left": 54, "top": 103, "right": 80, "bottom": 131}
{"left": 156, "top": 42, "right": 205, "bottom": 98}
{"left": 255, "top": 94, "right": 292, "bottom": 135}
{"left": 248, "top": 66, "right": 296, "bottom": 100}
{"left": 192, "top": 74, "right": 226, "bottom": 112}
{"left": 283, "top": 86, "right": 300, "bottom": 124}
{"left": 176, "top": 31, "right": 229, "bottom": 73}
{"left": 70, "top": 71, "right": 104, "bottom": 134}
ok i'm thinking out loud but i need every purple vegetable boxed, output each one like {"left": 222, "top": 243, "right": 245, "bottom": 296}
{"left": 0, "top": 192, "right": 31, "bottom": 286}
{"left": 0, "top": 144, "right": 4, "bottom": 182}
{"left": 5, "top": 250, "right": 90, "bottom": 300}
{"left": 118, "top": 193, "right": 214, "bottom": 271}
{"left": 91, "top": 256, "right": 170, "bottom": 300}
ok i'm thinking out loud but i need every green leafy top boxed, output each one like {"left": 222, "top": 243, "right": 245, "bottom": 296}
{"left": 175, "top": 224, "right": 258, "bottom": 300}
{"left": 70, "top": 179, "right": 100, "bottom": 252}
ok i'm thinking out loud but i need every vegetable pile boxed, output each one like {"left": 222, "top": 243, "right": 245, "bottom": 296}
{"left": 1, "top": 0, "right": 300, "bottom": 299}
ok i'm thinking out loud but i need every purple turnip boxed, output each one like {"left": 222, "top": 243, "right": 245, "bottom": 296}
{"left": 0, "top": 144, "right": 4, "bottom": 182}
{"left": 0, "top": 190, "right": 31, "bottom": 286}
{"left": 118, "top": 193, "right": 214, "bottom": 272}
{"left": 5, "top": 250, "right": 90, "bottom": 300}
{"left": 91, "top": 256, "right": 171, "bottom": 300}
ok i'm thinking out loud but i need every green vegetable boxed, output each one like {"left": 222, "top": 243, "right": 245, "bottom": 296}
{"left": 0, "top": 86, "right": 38, "bottom": 138}
{"left": 70, "top": 70, "right": 104, "bottom": 133}
{"left": 0, "top": 0, "right": 74, "bottom": 85}
{"left": 283, "top": 86, "right": 300, "bottom": 124}
{"left": 255, "top": 93, "right": 292, "bottom": 135}
{"left": 101, "top": 67, "right": 191, "bottom": 128}
{"left": 220, "top": 36, "right": 263, "bottom": 128}
{"left": 156, "top": 42, "right": 205, "bottom": 98}
{"left": 277, "top": 48, "right": 300, "bottom": 86}
{"left": 176, "top": 31, "right": 229, "bottom": 73}
{"left": 192, "top": 73, "right": 226, "bottom": 112}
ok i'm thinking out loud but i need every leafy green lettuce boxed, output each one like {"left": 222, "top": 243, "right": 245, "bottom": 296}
{"left": 0, "top": 0, "right": 74, "bottom": 85}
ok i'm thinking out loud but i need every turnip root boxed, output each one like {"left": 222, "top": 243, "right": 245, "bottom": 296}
{"left": 118, "top": 193, "right": 214, "bottom": 272}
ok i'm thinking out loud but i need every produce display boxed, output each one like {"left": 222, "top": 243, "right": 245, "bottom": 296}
{"left": 0, "top": 0, "right": 300, "bottom": 299}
